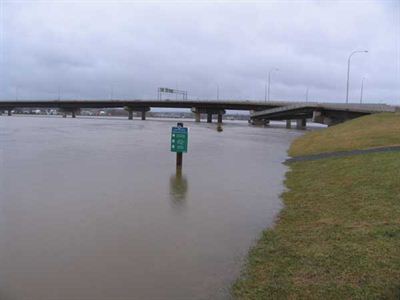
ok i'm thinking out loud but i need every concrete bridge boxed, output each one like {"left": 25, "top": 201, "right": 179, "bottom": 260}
{"left": 0, "top": 99, "right": 397, "bottom": 127}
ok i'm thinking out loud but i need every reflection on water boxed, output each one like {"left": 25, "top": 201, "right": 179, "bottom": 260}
{"left": 169, "top": 169, "right": 188, "bottom": 205}
{"left": 0, "top": 117, "right": 301, "bottom": 300}
{"left": 217, "top": 124, "right": 223, "bottom": 132}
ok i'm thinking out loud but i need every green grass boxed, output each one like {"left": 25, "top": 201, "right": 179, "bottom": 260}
{"left": 233, "top": 114, "right": 400, "bottom": 299}
{"left": 289, "top": 113, "right": 400, "bottom": 157}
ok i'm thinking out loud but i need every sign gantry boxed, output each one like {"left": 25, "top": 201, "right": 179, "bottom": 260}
{"left": 158, "top": 87, "right": 188, "bottom": 100}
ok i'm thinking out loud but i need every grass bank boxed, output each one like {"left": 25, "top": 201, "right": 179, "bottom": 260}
{"left": 233, "top": 113, "right": 400, "bottom": 299}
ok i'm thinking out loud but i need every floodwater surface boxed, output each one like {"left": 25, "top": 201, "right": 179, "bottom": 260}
{"left": 0, "top": 116, "right": 300, "bottom": 300}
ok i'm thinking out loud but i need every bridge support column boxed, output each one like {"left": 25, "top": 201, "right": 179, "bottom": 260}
{"left": 125, "top": 106, "right": 150, "bottom": 120}
{"left": 296, "top": 119, "right": 307, "bottom": 129}
{"left": 250, "top": 118, "right": 268, "bottom": 126}
{"left": 286, "top": 120, "right": 291, "bottom": 129}
{"left": 217, "top": 113, "right": 223, "bottom": 124}
{"left": 296, "top": 119, "right": 301, "bottom": 129}
{"left": 312, "top": 110, "right": 338, "bottom": 126}
{"left": 60, "top": 108, "right": 80, "bottom": 118}
{"left": 7, "top": 110, "right": 12, "bottom": 116}
{"left": 207, "top": 113, "right": 212, "bottom": 123}
{"left": 192, "top": 107, "right": 225, "bottom": 124}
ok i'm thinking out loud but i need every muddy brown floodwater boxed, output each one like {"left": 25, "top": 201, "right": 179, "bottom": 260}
{"left": 0, "top": 116, "right": 301, "bottom": 300}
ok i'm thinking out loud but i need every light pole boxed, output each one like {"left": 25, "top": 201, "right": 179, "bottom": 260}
{"left": 305, "top": 87, "right": 309, "bottom": 102}
{"left": 110, "top": 85, "right": 114, "bottom": 100}
{"left": 346, "top": 50, "right": 368, "bottom": 103}
{"left": 265, "top": 68, "right": 279, "bottom": 102}
{"left": 360, "top": 77, "right": 365, "bottom": 104}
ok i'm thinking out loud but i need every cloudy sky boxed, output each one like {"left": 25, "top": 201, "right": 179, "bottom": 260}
{"left": 0, "top": 0, "right": 399, "bottom": 104}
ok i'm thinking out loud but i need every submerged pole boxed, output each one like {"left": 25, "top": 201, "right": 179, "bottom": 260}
{"left": 176, "top": 152, "right": 183, "bottom": 169}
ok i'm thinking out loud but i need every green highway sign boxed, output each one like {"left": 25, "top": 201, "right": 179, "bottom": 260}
{"left": 171, "top": 126, "right": 188, "bottom": 153}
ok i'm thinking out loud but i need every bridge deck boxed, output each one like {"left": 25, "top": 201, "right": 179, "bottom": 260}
{"left": 0, "top": 99, "right": 289, "bottom": 111}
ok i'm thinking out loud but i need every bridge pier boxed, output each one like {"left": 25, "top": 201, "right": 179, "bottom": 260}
{"left": 192, "top": 108, "right": 225, "bottom": 124}
{"left": 250, "top": 118, "right": 269, "bottom": 126}
{"left": 312, "top": 110, "right": 354, "bottom": 126}
{"left": 296, "top": 118, "right": 307, "bottom": 129}
{"left": 217, "top": 113, "right": 223, "bottom": 124}
{"left": 1, "top": 108, "right": 13, "bottom": 116}
{"left": 286, "top": 120, "right": 291, "bottom": 129}
{"left": 125, "top": 106, "right": 150, "bottom": 120}
{"left": 59, "top": 108, "right": 80, "bottom": 118}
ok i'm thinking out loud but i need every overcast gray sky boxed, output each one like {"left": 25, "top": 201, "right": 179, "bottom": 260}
{"left": 0, "top": 0, "right": 399, "bottom": 104}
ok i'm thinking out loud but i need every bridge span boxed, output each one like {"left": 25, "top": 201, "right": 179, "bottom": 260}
{"left": 0, "top": 99, "right": 397, "bottom": 127}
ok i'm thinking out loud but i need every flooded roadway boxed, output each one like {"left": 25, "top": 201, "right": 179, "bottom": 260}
{"left": 0, "top": 116, "right": 301, "bottom": 300}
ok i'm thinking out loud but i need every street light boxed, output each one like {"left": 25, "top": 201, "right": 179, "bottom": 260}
{"left": 265, "top": 68, "right": 279, "bottom": 102}
{"left": 305, "top": 87, "right": 309, "bottom": 102}
{"left": 360, "top": 77, "right": 365, "bottom": 104}
{"left": 346, "top": 50, "right": 368, "bottom": 103}
{"left": 110, "top": 85, "right": 114, "bottom": 100}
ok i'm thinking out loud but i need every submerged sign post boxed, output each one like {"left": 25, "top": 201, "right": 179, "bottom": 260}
{"left": 171, "top": 123, "right": 188, "bottom": 169}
